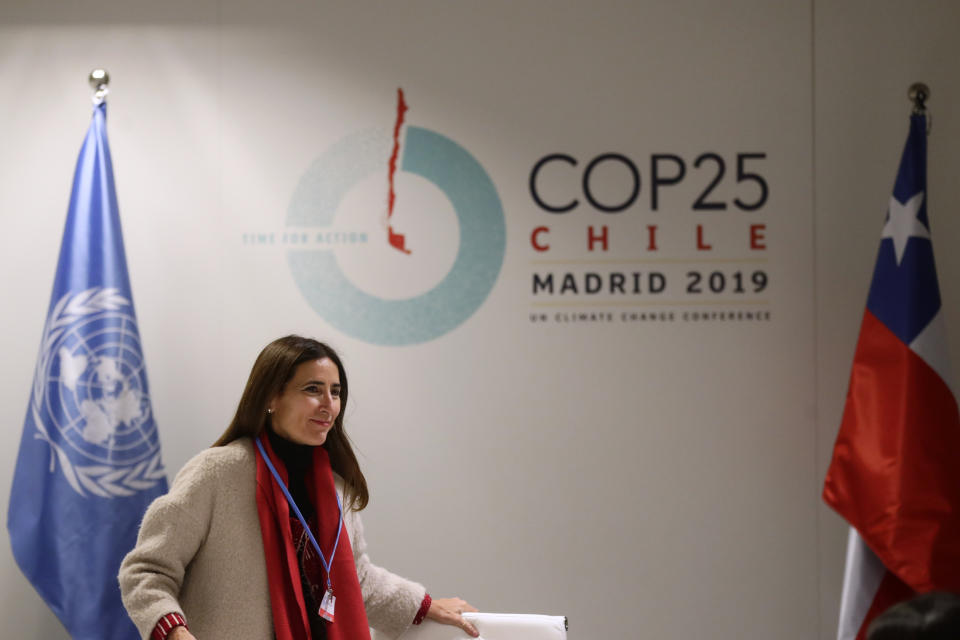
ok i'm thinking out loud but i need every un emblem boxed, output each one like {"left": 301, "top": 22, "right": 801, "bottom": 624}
{"left": 32, "top": 287, "right": 165, "bottom": 498}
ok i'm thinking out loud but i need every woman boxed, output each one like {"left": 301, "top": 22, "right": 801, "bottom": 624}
{"left": 119, "top": 335, "right": 477, "bottom": 640}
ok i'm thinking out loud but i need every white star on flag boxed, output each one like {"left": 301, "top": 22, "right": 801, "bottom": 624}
{"left": 881, "top": 191, "right": 928, "bottom": 265}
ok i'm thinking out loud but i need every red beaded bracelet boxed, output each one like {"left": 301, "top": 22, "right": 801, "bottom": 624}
{"left": 151, "top": 612, "right": 188, "bottom": 640}
{"left": 413, "top": 593, "right": 432, "bottom": 625}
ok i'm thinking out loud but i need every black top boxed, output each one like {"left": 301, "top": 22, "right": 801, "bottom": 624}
{"left": 266, "top": 427, "right": 316, "bottom": 519}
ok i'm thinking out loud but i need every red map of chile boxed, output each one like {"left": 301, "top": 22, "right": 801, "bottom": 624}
{"left": 285, "top": 87, "right": 506, "bottom": 345}
{"left": 387, "top": 88, "right": 411, "bottom": 254}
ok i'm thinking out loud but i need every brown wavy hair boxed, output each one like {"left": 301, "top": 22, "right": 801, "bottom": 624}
{"left": 212, "top": 335, "right": 368, "bottom": 510}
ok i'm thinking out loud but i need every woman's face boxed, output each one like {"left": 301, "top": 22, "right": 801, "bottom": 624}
{"left": 269, "top": 358, "right": 342, "bottom": 446}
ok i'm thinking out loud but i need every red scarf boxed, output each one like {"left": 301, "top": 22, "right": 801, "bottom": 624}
{"left": 255, "top": 436, "right": 371, "bottom": 640}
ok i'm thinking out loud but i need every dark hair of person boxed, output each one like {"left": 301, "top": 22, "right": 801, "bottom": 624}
{"left": 866, "top": 591, "right": 960, "bottom": 640}
{"left": 212, "top": 335, "right": 369, "bottom": 511}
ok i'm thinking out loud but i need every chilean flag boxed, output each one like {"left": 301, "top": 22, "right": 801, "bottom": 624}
{"left": 823, "top": 113, "right": 960, "bottom": 639}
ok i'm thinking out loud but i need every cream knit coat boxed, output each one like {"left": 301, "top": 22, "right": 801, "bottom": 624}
{"left": 119, "top": 439, "right": 425, "bottom": 640}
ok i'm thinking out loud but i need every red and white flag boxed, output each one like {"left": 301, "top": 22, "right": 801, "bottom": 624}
{"left": 823, "top": 112, "right": 960, "bottom": 639}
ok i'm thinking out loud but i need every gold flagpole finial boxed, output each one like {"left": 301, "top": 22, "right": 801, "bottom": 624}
{"left": 88, "top": 69, "right": 110, "bottom": 104}
{"left": 908, "top": 82, "right": 930, "bottom": 114}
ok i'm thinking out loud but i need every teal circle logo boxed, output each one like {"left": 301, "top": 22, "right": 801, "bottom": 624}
{"left": 287, "top": 126, "right": 506, "bottom": 345}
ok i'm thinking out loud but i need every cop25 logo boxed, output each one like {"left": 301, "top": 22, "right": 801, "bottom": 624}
{"left": 286, "top": 118, "right": 506, "bottom": 346}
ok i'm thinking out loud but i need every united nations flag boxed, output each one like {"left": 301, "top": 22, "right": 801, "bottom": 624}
{"left": 8, "top": 98, "right": 168, "bottom": 638}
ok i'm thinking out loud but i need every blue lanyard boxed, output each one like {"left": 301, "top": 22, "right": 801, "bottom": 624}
{"left": 256, "top": 437, "right": 343, "bottom": 592}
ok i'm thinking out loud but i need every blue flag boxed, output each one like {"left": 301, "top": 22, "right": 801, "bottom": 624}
{"left": 8, "top": 100, "right": 168, "bottom": 639}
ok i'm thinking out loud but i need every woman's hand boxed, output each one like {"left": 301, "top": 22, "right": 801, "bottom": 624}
{"left": 169, "top": 626, "right": 197, "bottom": 640}
{"left": 426, "top": 597, "right": 479, "bottom": 637}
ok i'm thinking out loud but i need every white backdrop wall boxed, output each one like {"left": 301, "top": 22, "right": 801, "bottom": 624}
{"left": 0, "top": 2, "right": 958, "bottom": 639}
